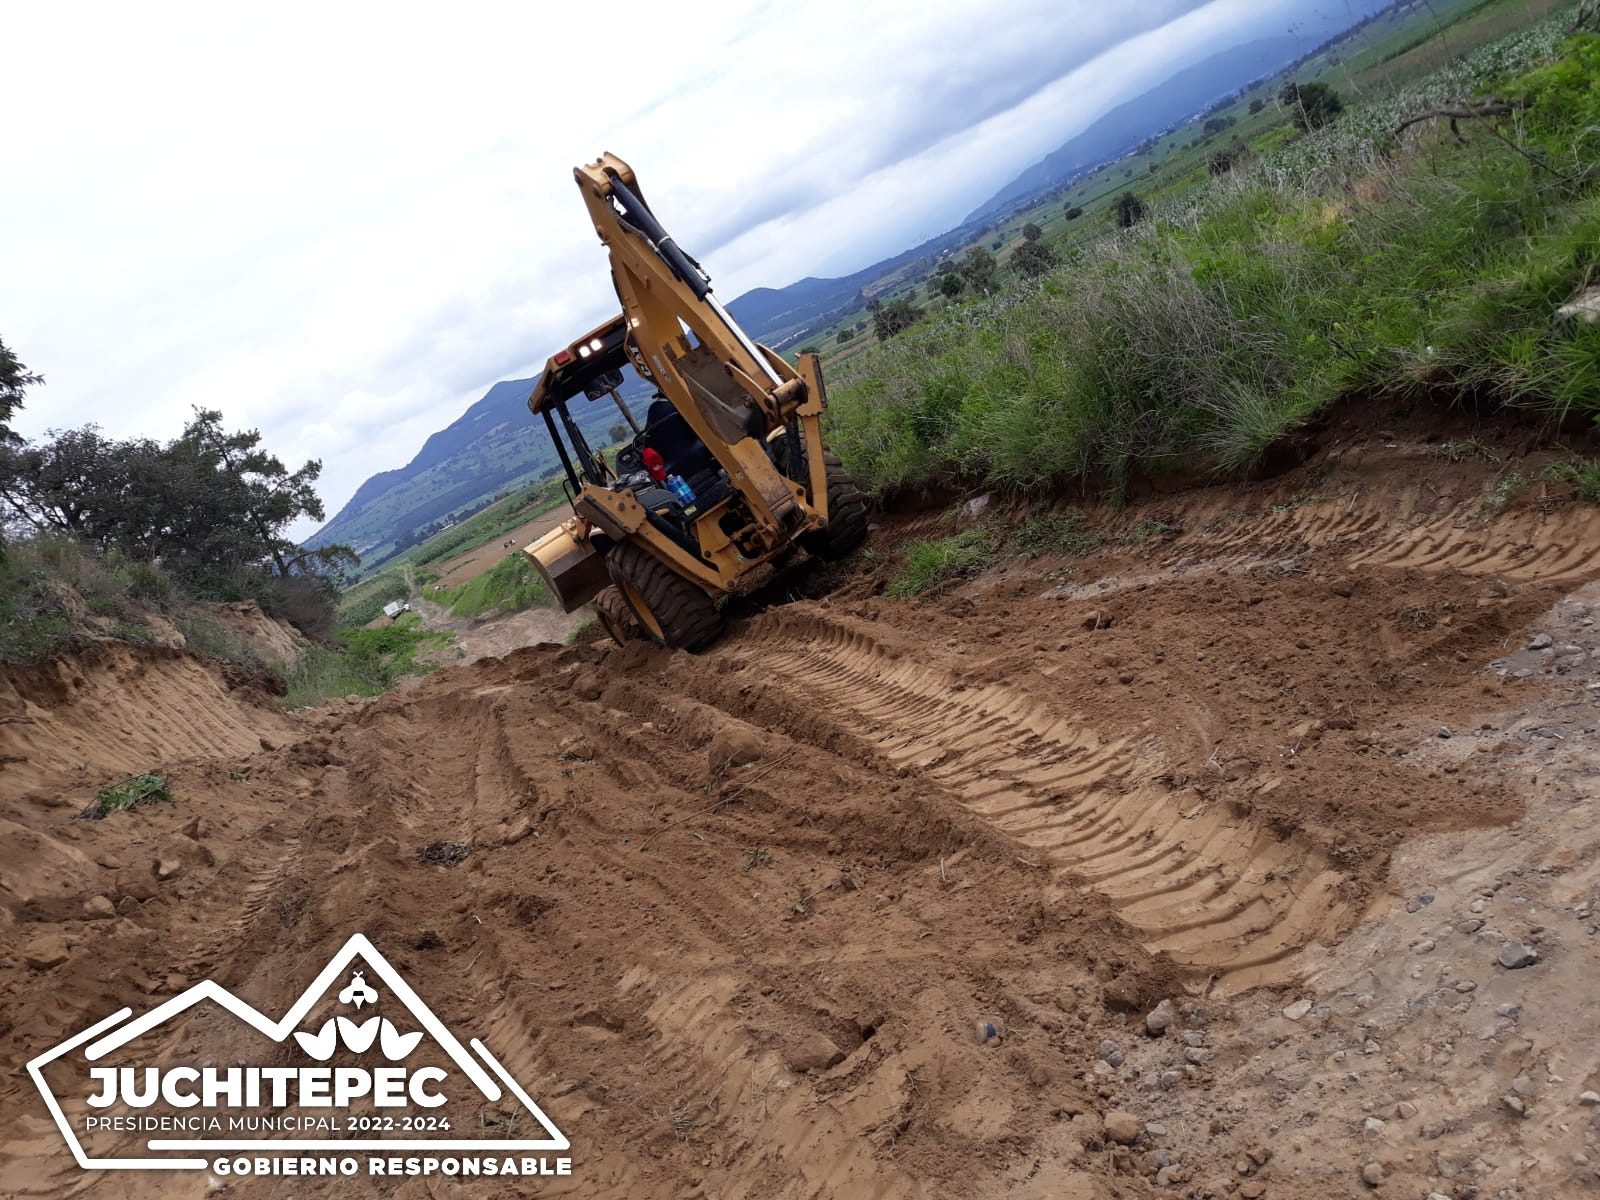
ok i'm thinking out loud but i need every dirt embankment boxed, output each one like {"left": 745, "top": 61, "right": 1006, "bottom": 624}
{"left": 1, "top": 415, "right": 1598, "bottom": 1198}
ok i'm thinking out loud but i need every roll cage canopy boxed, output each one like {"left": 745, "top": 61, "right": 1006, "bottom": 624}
{"left": 527, "top": 314, "right": 633, "bottom": 414}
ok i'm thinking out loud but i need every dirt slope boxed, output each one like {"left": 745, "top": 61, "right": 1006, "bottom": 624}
{"left": 1, "top": 418, "right": 1597, "bottom": 1198}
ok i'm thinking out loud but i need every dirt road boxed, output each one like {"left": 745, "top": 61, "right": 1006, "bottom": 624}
{"left": 2, "top": 416, "right": 1598, "bottom": 1198}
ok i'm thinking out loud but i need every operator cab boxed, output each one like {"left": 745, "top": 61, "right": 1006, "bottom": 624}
{"left": 527, "top": 315, "right": 733, "bottom": 538}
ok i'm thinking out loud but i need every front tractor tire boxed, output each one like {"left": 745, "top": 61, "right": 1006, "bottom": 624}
{"left": 801, "top": 452, "right": 869, "bottom": 561}
{"left": 605, "top": 542, "right": 725, "bottom": 652}
{"left": 591, "top": 586, "right": 642, "bottom": 647}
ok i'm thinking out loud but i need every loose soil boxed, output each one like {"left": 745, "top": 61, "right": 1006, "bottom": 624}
{"left": 2, "top": 418, "right": 1598, "bottom": 1198}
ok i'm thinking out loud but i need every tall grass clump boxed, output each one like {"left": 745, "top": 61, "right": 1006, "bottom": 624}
{"left": 826, "top": 21, "right": 1600, "bottom": 501}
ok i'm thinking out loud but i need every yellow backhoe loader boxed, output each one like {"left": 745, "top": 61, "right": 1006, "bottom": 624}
{"left": 523, "top": 154, "right": 868, "bottom": 650}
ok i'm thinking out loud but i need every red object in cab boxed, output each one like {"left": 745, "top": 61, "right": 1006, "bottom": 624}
{"left": 642, "top": 447, "right": 667, "bottom": 482}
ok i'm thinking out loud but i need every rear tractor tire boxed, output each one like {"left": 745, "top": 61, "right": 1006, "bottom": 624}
{"left": 605, "top": 542, "right": 725, "bottom": 652}
{"left": 591, "top": 586, "right": 642, "bottom": 647}
{"left": 801, "top": 452, "right": 869, "bottom": 561}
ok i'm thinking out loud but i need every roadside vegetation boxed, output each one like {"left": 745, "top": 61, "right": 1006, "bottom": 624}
{"left": 425, "top": 553, "right": 552, "bottom": 620}
{"left": 827, "top": 14, "right": 1600, "bottom": 502}
{"left": 285, "top": 613, "right": 455, "bottom": 708}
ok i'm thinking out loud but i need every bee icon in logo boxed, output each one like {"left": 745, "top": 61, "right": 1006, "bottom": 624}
{"left": 339, "top": 971, "right": 379, "bottom": 1010}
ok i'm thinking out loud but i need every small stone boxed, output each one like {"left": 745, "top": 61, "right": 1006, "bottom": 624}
{"left": 1395, "top": 1101, "right": 1418, "bottom": 1120}
{"left": 1363, "top": 1038, "right": 1381, "bottom": 1055}
{"left": 156, "top": 858, "right": 183, "bottom": 881}
{"left": 1497, "top": 940, "right": 1538, "bottom": 969}
{"left": 1454, "top": 980, "right": 1477, "bottom": 993}
{"left": 1458, "top": 918, "right": 1484, "bottom": 934}
{"left": 1470, "top": 898, "right": 1486, "bottom": 913}
{"left": 1184, "top": 1047, "right": 1211, "bottom": 1066}
{"left": 787, "top": 1032, "right": 845, "bottom": 1073}
{"left": 1103, "top": 1110, "right": 1144, "bottom": 1145}
{"left": 1281, "top": 997, "right": 1313, "bottom": 1022}
{"left": 1100, "top": 1039, "right": 1124, "bottom": 1067}
{"left": 1145, "top": 1122, "right": 1168, "bottom": 1139}
{"left": 83, "top": 895, "right": 115, "bottom": 920}
{"left": 1527, "top": 632, "right": 1553, "bottom": 650}
{"left": 557, "top": 735, "right": 595, "bottom": 762}
{"left": 24, "top": 936, "right": 70, "bottom": 970}
{"left": 570, "top": 670, "right": 605, "bottom": 701}
{"left": 1145, "top": 1000, "right": 1175, "bottom": 1036}
{"left": 1501, "top": 1095, "right": 1526, "bottom": 1116}
{"left": 1512, "top": 1075, "right": 1535, "bottom": 1097}
{"left": 1412, "top": 938, "right": 1436, "bottom": 954}
{"left": 1239, "top": 1183, "right": 1265, "bottom": 1200}
{"left": 1361, "top": 1161, "right": 1385, "bottom": 1186}
{"left": 1578, "top": 1091, "right": 1600, "bottom": 1106}
{"left": 1436, "top": 726, "right": 1451, "bottom": 738}
{"left": 1363, "top": 1116, "right": 1386, "bottom": 1135}
{"left": 707, "top": 728, "right": 763, "bottom": 775}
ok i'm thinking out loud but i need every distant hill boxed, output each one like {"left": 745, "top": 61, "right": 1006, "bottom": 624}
{"left": 308, "top": 374, "right": 638, "bottom": 565}
{"left": 966, "top": 35, "right": 1305, "bottom": 223}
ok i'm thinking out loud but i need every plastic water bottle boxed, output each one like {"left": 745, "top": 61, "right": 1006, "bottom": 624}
{"left": 666, "top": 474, "right": 695, "bottom": 506}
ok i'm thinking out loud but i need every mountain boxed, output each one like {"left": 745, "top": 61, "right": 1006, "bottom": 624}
{"left": 308, "top": 373, "right": 636, "bottom": 562}
{"left": 966, "top": 35, "right": 1304, "bottom": 222}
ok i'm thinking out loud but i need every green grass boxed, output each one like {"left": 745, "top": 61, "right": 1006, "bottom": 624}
{"left": 1012, "top": 509, "right": 1100, "bottom": 559}
{"left": 427, "top": 553, "right": 553, "bottom": 620}
{"left": 826, "top": 23, "right": 1599, "bottom": 503}
{"left": 88, "top": 772, "right": 172, "bottom": 818}
{"left": 284, "top": 623, "right": 455, "bottom": 708}
{"left": 888, "top": 528, "right": 998, "bottom": 597}
{"left": 1542, "top": 456, "right": 1600, "bottom": 500}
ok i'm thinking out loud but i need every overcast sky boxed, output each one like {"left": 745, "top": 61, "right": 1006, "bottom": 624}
{"left": 2, "top": 0, "right": 1378, "bottom": 536}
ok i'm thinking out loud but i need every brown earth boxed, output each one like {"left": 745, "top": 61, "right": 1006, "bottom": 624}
{"left": 1, "top": 415, "right": 1598, "bottom": 1198}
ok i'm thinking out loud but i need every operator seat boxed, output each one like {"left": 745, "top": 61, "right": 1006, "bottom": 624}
{"left": 641, "top": 399, "right": 717, "bottom": 481}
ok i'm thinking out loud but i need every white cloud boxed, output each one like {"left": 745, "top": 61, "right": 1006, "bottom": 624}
{"left": 0, "top": 0, "right": 1365, "bottom": 536}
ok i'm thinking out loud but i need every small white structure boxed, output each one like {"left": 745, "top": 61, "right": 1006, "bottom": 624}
{"left": 382, "top": 601, "right": 411, "bottom": 621}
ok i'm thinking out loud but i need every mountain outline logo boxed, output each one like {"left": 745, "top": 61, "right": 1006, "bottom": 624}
{"left": 26, "top": 933, "right": 568, "bottom": 1171}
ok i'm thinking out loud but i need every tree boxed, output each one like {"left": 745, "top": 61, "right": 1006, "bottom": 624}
{"left": 938, "top": 272, "right": 964, "bottom": 298}
{"left": 1203, "top": 116, "right": 1234, "bottom": 136}
{"left": 608, "top": 423, "right": 629, "bottom": 444}
{"left": 835, "top": 328, "right": 853, "bottom": 344}
{"left": 1012, "top": 240, "right": 1057, "bottom": 278}
{"left": 1280, "top": 81, "right": 1343, "bottom": 131}
{"left": 1064, "top": 205, "right": 1084, "bottom": 221}
{"left": 868, "top": 296, "right": 922, "bottom": 342}
{"left": 1115, "top": 192, "right": 1147, "bottom": 228}
{"left": 1021, "top": 221, "right": 1043, "bottom": 242}
{"left": 1249, "top": 98, "right": 1266, "bottom": 115}
{"left": 957, "top": 246, "right": 998, "bottom": 294}
{"left": 0, "top": 409, "right": 356, "bottom": 620}
{"left": 0, "top": 336, "right": 42, "bottom": 445}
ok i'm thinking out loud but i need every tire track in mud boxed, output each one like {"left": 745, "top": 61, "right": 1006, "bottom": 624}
{"left": 1152, "top": 496, "right": 1600, "bottom": 585}
{"left": 725, "top": 610, "right": 1352, "bottom": 991}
